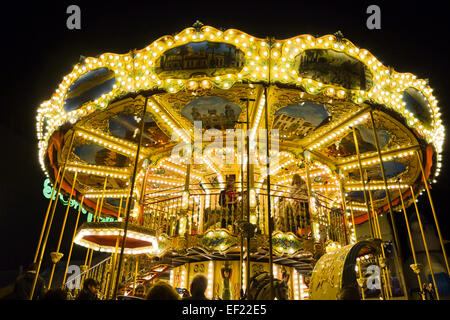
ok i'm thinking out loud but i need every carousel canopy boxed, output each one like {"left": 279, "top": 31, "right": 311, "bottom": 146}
{"left": 36, "top": 23, "right": 443, "bottom": 223}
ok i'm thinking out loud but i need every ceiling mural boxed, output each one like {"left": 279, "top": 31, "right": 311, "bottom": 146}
{"left": 75, "top": 172, "right": 128, "bottom": 191}
{"left": 324, "top": 126, "right": 391, "bottom": 157}
{"left": 152, "top": 84, "right": 253, "bottom": 128}
{"left": 73, "top": 144, "right": 130, "bottom": 168}
{"left": 347, "top": 160, "right": 407, "bottom": 181}
{"left": 347, "top": 190, "right": 386, "bottom": 202}
{"left": 181, "top": 96, "right": 242, "bottom": 130}
{"left": 108, "top": 113, "right": 170, "bottom": 147}
{"left": 64, "top": 68, "right": 115, "bottom": 112}
{"left": 267, "top": 86, "right": 362, "bottom": 143}
{"left": 273, "top": 102, "right": 331, "bottom": 140}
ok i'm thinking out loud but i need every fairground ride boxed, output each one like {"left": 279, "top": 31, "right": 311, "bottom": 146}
{"left": 32, "top": 22, "right": 447, "bottom": 300}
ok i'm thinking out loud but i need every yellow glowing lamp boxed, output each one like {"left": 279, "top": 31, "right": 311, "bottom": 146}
{"left": 179, "top": 217, "right": 186, "bottom": 234}
{"left": 250, "top": 188, "right": 256, "bottom": 208}
{"left": 182, "top": 191, "right": 189, "bottom": 210}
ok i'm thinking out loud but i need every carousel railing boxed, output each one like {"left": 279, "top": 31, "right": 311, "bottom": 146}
{"left": 63, "top": 256, "right": 111, "bottom": 298}
{"left": 142, "top": 182, "right": 348, "bottom": 245}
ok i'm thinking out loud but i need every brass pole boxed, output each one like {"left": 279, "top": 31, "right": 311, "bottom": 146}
{"left": 211, "top": 261, "right": 215, "bottom": 299}
{"left": 397, "top": 187, "right": 422, "bottom": 291}
{"left": 30, "top": 130, "right": 76, "bottom": 300}
{"left": 48, "top": 171, "right": 78, "bottom": 288}
{"left": 139, "top": 165, "right": 150, "bottom": 226}
{"left": 348, "top": 205, "right": 367, "bottom": 300}
{"left": 87, "top": 249, "right": 94, "bottom": 277}
{"left": 304, "top": 155, "right": 312, "bottom": 199}
{"left": 34, "top": 167, "right": 62, "bottom": 263}
{"left": 349, "top": 205, "right": 357, "bottom": 242}
{"left": 96, "top": 177, "right": 109, "bottom": 221}
{"left": 263, "top": 84, "right": 274, "bottom": 300}
{"left": 367, "top": 188, "right": 379, "bottom": 237}
{"left": 81, "top": 197, "right": 99, "bottom": 282}
{"left": 350, "top": 205, "right": 366, "bottom": 300}
{"left": 112, "top": 95, "right": 149, "bottom": 300}
{"left": 326, "top": 202, "right": 332, "bottom": 240}
{"left": 357, "top": 260, "right": 366, "bottom": 300}
{"left": 132, "top": 259, "right": 139, "bottom": 295}
{"left": 108, "top": 197, "right": 129, "bottom": 298}
{"left": 94, "top": 193, "right": 101, "bottom": 220}
{"left": 410, "top": 186, "right": 440, "bottom": 300}
{"left": 367, "top": 189, "right": 388, "bottom": 300}
{"left": 103, "top": 261, "right": 112, "bottom": 299}
{"left": 187, "top": 262, "right": 191, "bottom": 294}
{"left": 239, "top": 123, "right": 244, "bottom": 295}
{"left": 338, "top": 176, "right": 349, "bottom": 245}
{"left": 352, "top": 126, "right": 375, "bottom": 238}
{"left": 87, "top": 178, "right": 108, "bottom": 270}
{"left": 304, "top": 153, "right": 317, "bottom": 241}
{"left": 368, "top": 110, "right": 401, "bottom": 252}
{"left": 415, "top": 150, "right": 450, "bottom": 276}
{"left": 264, "top": 39, "right": 274, "bottom": 300}
{"left": 245, "top": 97, "right": 251, "bottom": 298}
{"left": 62, "top": 196, "right": 85, "bottom": 287}
{"left": 185, "top": 162, "right": 191, "bottom": 235}
{"left": 368, "top": 189, "right": 392, "bottom": 299}
{"left": 369, "top": 109, "right": 408, "bottom": 299}
{"left": 107, "top": 196, "right": 126, "bottom": 299}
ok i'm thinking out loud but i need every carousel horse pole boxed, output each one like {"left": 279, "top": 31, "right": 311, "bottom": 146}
{"left": 30, "top": 130, "right": 76, "bottom": 300}
{"left": 112, "top": 94, "right": 148, "bottom": 300}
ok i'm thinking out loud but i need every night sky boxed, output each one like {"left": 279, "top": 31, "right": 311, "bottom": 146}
{"left": 1, "top": 1, "right": 449, "bottom": 282}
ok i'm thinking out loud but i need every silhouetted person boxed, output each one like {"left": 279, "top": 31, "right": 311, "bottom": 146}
{"left": 423, "top": 283, "right": 436, "bottom": 300}
{"left": 183, "top": 275, "right": 208, "bottom": 300}
{"left": 146, "top": 281, "right": 180, "bottom": 300}
{"left": 13, "top": 263, "right": 46, "bottom": 300}
{"left": 76, "top": 278, "right": 100, "bottom": 300}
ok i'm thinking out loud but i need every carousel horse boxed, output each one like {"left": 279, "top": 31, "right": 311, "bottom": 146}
{"left": 246, "top": 271, "right": 289, "bottom": 300}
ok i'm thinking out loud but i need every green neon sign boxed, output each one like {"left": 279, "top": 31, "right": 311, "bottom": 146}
{"left": 43, "top": 178, "right": 115, "bottom": 222}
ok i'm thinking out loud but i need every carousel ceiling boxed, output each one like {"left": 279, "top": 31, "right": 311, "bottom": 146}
{"left": 36, "top": 23, "right": 443, "bottom": 220}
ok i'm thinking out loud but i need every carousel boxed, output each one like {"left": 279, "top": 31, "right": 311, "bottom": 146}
{"left": 31, "top": 22, "right": 448, "bottom": 300}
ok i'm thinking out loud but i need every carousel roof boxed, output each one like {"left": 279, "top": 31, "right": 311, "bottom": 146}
{"left": 35, "top": 23, "right": 444, "bottom": 222}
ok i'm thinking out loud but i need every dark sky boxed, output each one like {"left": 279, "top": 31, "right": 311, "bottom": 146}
{"left": 0, "top": 0, "right": 449, "bottom": 275}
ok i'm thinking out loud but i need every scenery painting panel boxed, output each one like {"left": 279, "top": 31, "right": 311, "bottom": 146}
{"left": 64, "top": 68, "right": 115, "bottom": 112}
{"left": 348, "top": 190, "right": 386, "bottom": 202}
{"left": 274, "top": 102, "right": 331, "bottom": 140}
{"left": 402, "top": 88, "right": 433, "bottom": 128}
{"left": 182, "top": 96, "right": 242, "bottom": 130}
{"left": 347, "top": 160, "right": 407, "bottom": 200}
{"left": 155, "top": 41, "right": 245, "bottom": 79}
{"left": 294, "top": 49, "right": 373, "bottom": 90}
{"left": 324, "top": 126, "right": 391, "bottom": 157}
{"left": 76, "top": 172, "right": 128, "bottom": 190}
{"left": 73, "top": 144, "right": 130, "bottom": 167}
